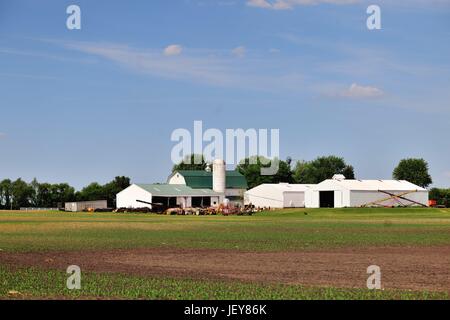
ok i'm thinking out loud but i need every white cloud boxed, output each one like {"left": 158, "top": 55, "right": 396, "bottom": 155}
{"left": 341, "top": 83, "right": 384, "bottom": 98}
{"left": 247, "top": 0, "right": 359, "bottom": 10}
{"left": 163, "top": 44, "right": 183, "bottom": 56}
{"left": 247, "top": 0, "right": 274, "bottom": 9}
{"left": 61, "top": 41, "right": 304, "bottom": 92}
{"left": 231, "top": 46, "right": 246, "bottom": 58}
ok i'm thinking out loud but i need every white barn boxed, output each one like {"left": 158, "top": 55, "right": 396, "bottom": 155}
{"left": 305, "top": 176, "right": 428, "bottom": 208}
{"left": 244, "top": 183, "right": 315, "bottom": 208}
{"left": 117, "top": 184, "right": 223, "bottom": 209}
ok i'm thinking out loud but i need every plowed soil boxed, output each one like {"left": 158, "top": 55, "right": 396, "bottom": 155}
{"left": 2, "top": 246, "right": 450, "bottom": 291}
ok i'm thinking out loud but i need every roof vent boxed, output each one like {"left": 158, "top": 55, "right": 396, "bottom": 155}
{"left": 332, "top": 174, "right": 346, "bottom": 181}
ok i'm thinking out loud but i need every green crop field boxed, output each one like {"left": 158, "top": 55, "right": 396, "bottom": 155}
{"left": 1, "top": 208, "right": 450, "bottom": 300}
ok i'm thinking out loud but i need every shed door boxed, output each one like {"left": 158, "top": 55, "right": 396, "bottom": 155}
{"left": 319, "top": 191, "right": 334, "bottom": 208}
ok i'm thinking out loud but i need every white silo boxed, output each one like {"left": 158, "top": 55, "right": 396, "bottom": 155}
{"left": 213, "top": 159, "right": 226, "bottom": 194}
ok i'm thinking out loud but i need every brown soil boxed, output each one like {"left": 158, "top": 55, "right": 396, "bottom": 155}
{"left": 1, "top": 246, "right": 450, "bottom": 292}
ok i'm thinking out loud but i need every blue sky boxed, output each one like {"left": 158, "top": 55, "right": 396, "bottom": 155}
{"left": 0, "top": 0, "right": 449, "bottom": 189}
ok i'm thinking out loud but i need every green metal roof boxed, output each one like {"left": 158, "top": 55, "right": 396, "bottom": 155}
{"left": 135, "top": 184, "right": 221, "bottom": 197}
{"left": 170, "top": 170, "right": 248, "bottom": 189}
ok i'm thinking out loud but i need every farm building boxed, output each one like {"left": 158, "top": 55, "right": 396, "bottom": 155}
{"left": 116, "top": 184, "right": 223, "bottom": 209}
{"left": 244, "top": 183, "right": 315, "bottom": 208}
{"left": 65, "top": 200, "right": 108, "bottom": 212}
{"left": 305, "top": 175, "right": 429, "bottom": 208}
{"left": 117, "top": 159, "right": 244, "bottom": 209}
{"left": 168, "top": 160, "right": 247, "bottom": 205}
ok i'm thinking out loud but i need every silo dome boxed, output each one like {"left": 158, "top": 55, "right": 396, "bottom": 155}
{"left": 212, "top": 159, "right": 226, "bottom": 194}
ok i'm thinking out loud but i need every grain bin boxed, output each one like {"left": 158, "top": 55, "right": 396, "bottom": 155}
{"left": 212, "top": 159, "right": 226, "bottom": 194}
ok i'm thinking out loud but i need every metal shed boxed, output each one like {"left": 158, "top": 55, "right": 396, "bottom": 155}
{"left": 65, "top": 200, "right": 108, "bottom": 212}
{"left": 305, "top": 177, "right": 429, "bottom": 208}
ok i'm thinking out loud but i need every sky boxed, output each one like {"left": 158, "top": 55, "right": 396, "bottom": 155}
{"left": 0, "top": 0, "right": 449, "bottom": 190}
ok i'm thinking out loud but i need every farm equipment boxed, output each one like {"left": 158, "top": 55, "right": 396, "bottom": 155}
{"left": 136, "top": 199, "right": 166, "bottom": 213}
{"left": 114, "top": 200, "right": 166, "bottom": 213}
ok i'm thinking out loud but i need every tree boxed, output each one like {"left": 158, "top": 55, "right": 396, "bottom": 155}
{"left": 102, "top": 176, "right": 130, "bottom": 207}
{"left": 393, "top": 158, "right": 432, "bottom": 188}
{"left": 172, "top": 154, "right": 207, "bottom": 172}
{"left": 293, "top": 156, "right": 355, "bottom": 184}
{"left": 50, "top": 183, "right": 76, "bottom": 207}
{"left": 37, "top": 182, "right": 53, "bottom": 207}
{"left": 76, "top": 182, "right": 105, "bottom": 202}
{"left": 75, "top": 177, "right": 130, "bottom": 207}
{"left": 236, "top": 156, "right": 293, "bottom": 189}
{"left": 26, "top": 178, "right": 75, "bottom": 208}
{"left": 0, "top": 179, "right": 13, "bottom": 209}
{"left": 11, "top": 178, "right": 34, "bottom": 209}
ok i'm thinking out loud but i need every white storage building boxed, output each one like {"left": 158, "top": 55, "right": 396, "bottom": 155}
{"left": 244, "top": 183, "right": 315, "bottom": 208}
{"left": 65, "top": 200, "right": 108, "bottom": 212}
{"left": 305, "top": 176, "right": 428, "bottom": 208}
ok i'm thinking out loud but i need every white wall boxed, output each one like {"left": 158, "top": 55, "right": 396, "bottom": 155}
{"left": 245, "top": 185, "right": 306, "bottom": 208}
{"left": 334, "top": 190, "right": 344, "bottom": 208}
{"left": 211, "top": 196, "right": 220, "bottom": 207}
{"left": 225, "top": 189, "right": 244, "bottom": 197}
{"left": 245, "top": 185, "right": 284, "bottom": 208}
{"left": 306, "top": 188, "right": 428, "bottom": 208}
{"left": 116, "top": 185, "right": 153, "bottom": 209}
{"left": 349, "top": 190, "right": 429, "bottom": 207}
{"left": 168, "top": 173, "right": 186, "bottom": 185}
{"left": 305, "top": 190, "right": 319, "bottom": 208}
{"left": 176, "top": 196, "right": 190, "bottom": 208}
{"left": 283, "top": 192, "right": 305, "bottom": 208}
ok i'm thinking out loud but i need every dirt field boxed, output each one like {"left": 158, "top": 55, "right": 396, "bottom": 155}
{"left": 2, "top": 246, "right": 450, "bottom": 292}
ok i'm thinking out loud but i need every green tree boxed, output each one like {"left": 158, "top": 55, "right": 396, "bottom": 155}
{"left": 11, "top": 178, "right": 34, "bottom": 209}
{"left": 29, "top": 178, "right": 40, "bottom": 207}
{"left": 76, "top": 183, "right": 105, "bottom": 202}
{"left": 236, "top": 156, "right": 293, "bottom": 189}
{"left": 38, "top": 182, "right": 53, "bottom": 207}
{"left": 50, "top": 183, "right": 76, "bottom": 207}
{"left": 393, "top": 158, "right": 432, "bottom": 188}
{"left": 102, "top": 176, "right": 131, "bottom": 207}
{"left": 27, "top": 179, "right": 76, "bottom": 208}
{"left": 75, "top": 177, "right": 129, "bottom": 207}
{"left": 0, "top": 179, "right": 13, "bottom": 209}
{"left": 172, "top": 154, "right": 207, "bottom": 172}
{"left": 293, "top": 156, "right": 355, "bottom": 184}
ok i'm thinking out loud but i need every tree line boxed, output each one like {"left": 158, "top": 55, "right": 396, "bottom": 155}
{"left": 0, "top": 176, "right": 130, "bottom": 210}
{"left": 173, "top": 154, "right": 433, "bottom": 190}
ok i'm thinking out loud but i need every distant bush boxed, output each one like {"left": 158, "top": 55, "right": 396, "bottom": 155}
{"left": 429, "top": 188, "right": 450, "bottom": 207}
